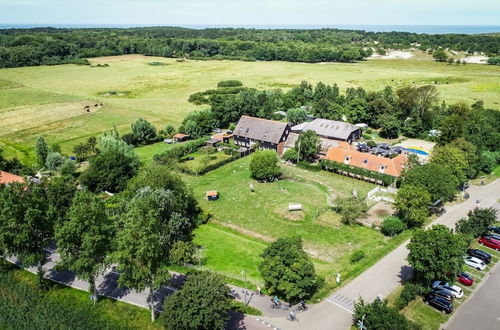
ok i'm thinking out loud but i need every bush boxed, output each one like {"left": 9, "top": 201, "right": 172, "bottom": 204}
{"left": 395, "top": 282, "right": 430, "bottom": 310}
{"left": 381, "top": 216, "right": 407, "bottom": 236}
{"left": 322, "top": 159, "right": 395, "bottom": 186}
{"left": 354, "top": 297, "right": 421, "bottom": 330}
{"left": 45, "top": 152, "right": 65, "bottom": 171}
{"left": 455, "top": 208, "right": 497, "bottom": 238}
{"left": 283, "top": 148, "right": 298, "bottom": 163}
{"left": 217, "top": 80, "right": 243, "bottom": 87}
{"left": 249, "top": 150, "right": 281, "bottom": 182}
{"left": 350, "top": 250, "right": 365, "bottom": 263}
{"left": 154, "top": 138, "right": 206, "bottom": 164}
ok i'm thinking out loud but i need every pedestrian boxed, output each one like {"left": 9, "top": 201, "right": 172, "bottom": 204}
{"left": 336, "top": 272, "right": 341, "bottom": 284}
{"left": 256, "top": 285, "right": 262, "bottom": 296}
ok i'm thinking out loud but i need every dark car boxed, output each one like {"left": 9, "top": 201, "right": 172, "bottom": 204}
{"left": 357, "top": 143, "right": 370, "bottom": 152}
{"left": 467, "top": 248, "right": 491, "bottom": 264}
{"left": 478, "top": 236, "right": 500, "bottom": 251}
{"left": 424, "top": 293, "right": 453, "bottom": 314}
{"left": 488, "top": 233, "right": 500, "bottom": 242}
{"left": 377, "top": 143, "right": 390, "bottom": 150}
{"left": 431, "top": 288, "right": 454, "bottom": 302}
{"left": 489, "top": 226, "right": 500, "bottom": 234}
{"left": 392, "top": 146, "right": 404, "bottom": 154}
{"left": 457, "top": 272, "right": 474, "bottom": 286}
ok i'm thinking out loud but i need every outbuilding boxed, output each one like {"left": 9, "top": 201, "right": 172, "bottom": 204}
{"left": 206, "top": 190, "right": 219, "bottom": 201}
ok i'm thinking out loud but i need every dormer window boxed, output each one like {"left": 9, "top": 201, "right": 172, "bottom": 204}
{"left": 379, "top": 165, "right": 386, "bottom": 173}
{"left": 363, "top": 159, "right": 368, "bottom": 164}
{"left": 344, "top": 156, "right": 351, "bottom": 164}
{"left": 245, "top": 128, "right": 250, "bottom": 133}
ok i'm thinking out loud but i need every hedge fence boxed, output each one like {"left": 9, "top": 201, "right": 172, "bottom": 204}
{"left": 153, "top": 138, "right": 207, "bottom": 164}
{"left": 179, "top": 152, "right": 242, "bottom": 176}
{"left": 320, "top": 159, "right": 395, "bottom": 186}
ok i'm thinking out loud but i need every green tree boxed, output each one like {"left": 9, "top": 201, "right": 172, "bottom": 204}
{"left": 296, "top": 130, "right": 321, "bottom": 163}
{"left": 377, "top": 113, "right": 401, "bottom": 139}
{"left": 395, "top": 184, "right": 430, "bottom": 227}
{"left": 131, "top": 118, "right": 157, "bottom": 144}
{"left": 179, "top": 109, "right": 214, "bottom": 138}
{"left": 60, "top": 159, "right": 77, "bottom": 177}
{"left": 35, "top": 136, "right": 49, "bottom": 168}
{"left": 431, "top": 145, "right": 468, "bottom": 184}
{"left": 114, "top": 187, "right": 197, "bottom": 321}
{"left": 354, "top": 298, "right": 420, "bottom": 330}
{"left": 259, "top": 236, "right": 321, "bottom": 302}
{"left": 408, "top": 225, "right": 468, "bottom": 284}
{"left": 80, "top": 150, "right": 138, "bottom": 193}
{"left": 334, "top": 196, "right": 368, "bottom": 225}
{"left": 455, "top": 208, "right": 497, "bottom": 238}
{"left": 47, "top": 176, "right": 77, "bottom": 225}
{"left": 402, "top": 163, "right": 457, "bottom": 202}
{"left": 55, "top": 190, "right": 113, "bottom": 302}
{"left": 161, "top": 271, "right": 231, "bottom": 330}
{"left": 286, "top": 108, "right": 308, "bottom": 125}
{"left": 45, "top": 152, "right": 65, "bottom": 171}
{"left": 282, "top": 148, "right": 298, "bottom": 163}
{"left": 164, "top": 124, "right": 176, "bottom": 137}
{"left": 0, "top": 182, "right": 53, "bottom": 287}
{"left": 432, "top": 49, "right": 448, "bottom": 62}
{"left": 381, "top": 216, "right": 407, "bottom": 237}
{"left": 249, "top": 150, "right": 281, "bottom": 181}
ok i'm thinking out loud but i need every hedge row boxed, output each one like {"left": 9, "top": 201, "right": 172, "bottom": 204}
{"left": 179, "top": 153, "right": 241, "bottom": 176}
{"left": 321, "top": 159, "right": 395, "bottom": 186}
{"left": 153, "top": 138, "right": 207, "bottom": 164}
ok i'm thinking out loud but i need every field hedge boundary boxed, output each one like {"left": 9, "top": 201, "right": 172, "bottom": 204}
{"left": 321, "top": 159, "right": 395, "bottom": 186}
{"left": 153, "top": 138, "right": 207, "bottom": 164}
{"left": 179, "top": 153, "right": 242, "bottom": 176}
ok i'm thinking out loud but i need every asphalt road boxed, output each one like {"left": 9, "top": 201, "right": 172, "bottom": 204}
{"left": 446, "top": 250, "right": 500, "bottom": 330}
{"left": 264, "top": 179, "right": 500, "bottom": 330}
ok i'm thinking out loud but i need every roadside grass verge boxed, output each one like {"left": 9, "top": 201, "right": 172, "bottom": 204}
{"left": 0, "top": 260, "right": 161, "bottom": 330}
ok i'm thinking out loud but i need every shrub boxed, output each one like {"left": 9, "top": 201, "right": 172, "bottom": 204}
{"left": 154, "top": 138, "right": 206, "bottom": 164}
{"left": 366, "top": 140, "right": 377, "bottom": 148}
{"left": 217, "top": 80, "right": 243, "bottom": 87}
{"left": 322, "top": 159, "right": 395, "bottom": 186}
{"left": 350, "top": 250, "right": 365, "bottom": 263}
{"left": 395, "top": 282, "right": 430, "bottom": 310}
{"left": 354, "top": 297, "right": 421, "bottom": 330}
{"left": 45, "top": 152, "right": 65, "bottom": 171}
{"left": 334, "top": 196, "right": 368, "bottom": 225}
{"left": 283, "top": 148, "right": 298, "bottom": 163}
{"left": 249, "top": 150, "right": 281, "bottom": 182}
{"left": 381, "top": 216, "right": 407, "bottom": 236}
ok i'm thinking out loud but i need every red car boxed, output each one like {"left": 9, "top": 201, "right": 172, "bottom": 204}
{"left": 457, "top": 272, "right": 474, "bottom": 286}
{"left": 478, "top": 236, "right": 500, "bottom": 251}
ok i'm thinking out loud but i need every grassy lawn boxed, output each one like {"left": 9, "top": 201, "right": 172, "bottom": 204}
{"left": 180, "top": 150, "right": 232, "bottom": 173}
{"left": 0, "top": 260, "right": 161, "bottom": 330}
{"left": 135, "top": 141, "right": 175, "bottom": 164}
{"left": 182, "top": 156, "right": 414, "bottom": 299}
{"left": 1, "top": 55, "right": 499, "bottom": 163}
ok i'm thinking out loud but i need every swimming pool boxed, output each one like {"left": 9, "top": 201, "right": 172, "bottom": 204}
{"left": 405, "top": 147, "right": 430, "bottom": 156}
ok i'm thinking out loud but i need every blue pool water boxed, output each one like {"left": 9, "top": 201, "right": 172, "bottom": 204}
{"left": 405, "top": 148, "right": 430, "bottom": 156}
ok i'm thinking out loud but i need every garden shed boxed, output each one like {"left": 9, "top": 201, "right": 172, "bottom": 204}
{"left": 206, "top": 190, "right": 219, "bottom": 201}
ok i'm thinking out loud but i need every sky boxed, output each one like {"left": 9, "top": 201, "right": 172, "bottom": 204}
{"left": 0, "top": 0, "right": 499, "bottom": 26}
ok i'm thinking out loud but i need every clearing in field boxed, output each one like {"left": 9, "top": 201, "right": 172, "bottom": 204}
{"left": 1, "top": 55, "right": 499, "bottom": 162}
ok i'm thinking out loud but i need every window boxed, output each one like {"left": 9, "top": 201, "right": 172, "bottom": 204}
{"left": 379, "top": 165, "right": 386, "bottom": 173}
{"left": 363, "top": 159, "right": 368, "bottom": 164}
{"left": 344, "top": 156, "right": 351, "bottom": 164}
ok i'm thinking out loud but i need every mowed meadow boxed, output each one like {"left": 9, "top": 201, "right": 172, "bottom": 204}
{"left": 1, "top": 54, "right": 500, "bottom": 162}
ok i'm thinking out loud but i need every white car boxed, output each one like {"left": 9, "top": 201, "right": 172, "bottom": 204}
{"left": 432, "top": 281, "right": 464, "bottom": 299}
{"left": 465, "top": 256, "right": 486, "bottom": 271}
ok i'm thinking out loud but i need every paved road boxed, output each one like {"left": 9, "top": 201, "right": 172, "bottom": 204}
{"left": 446, "top": 260, "right": 500, "bottom": 330}
{"left": 263, "top": 180, "right": 500, "bottom": 330}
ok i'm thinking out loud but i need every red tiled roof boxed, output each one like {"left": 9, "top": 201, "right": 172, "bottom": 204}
{"left": 0, "top": 171, "right": 25, "bottom": 185}
{"left": 325, "top": 144, "right": 408, "bottom": 177}
{"left": 174, "top": 133, "right": 189, "bottom": 139}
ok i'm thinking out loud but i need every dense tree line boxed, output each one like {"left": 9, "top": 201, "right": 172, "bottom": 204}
{"left": 0, "top": 27, "right": 499, "bottom": 68}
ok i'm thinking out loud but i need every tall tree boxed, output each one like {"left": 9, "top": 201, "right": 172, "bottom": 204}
{"left": 114, "top": 187, "right": 197, "bottom": 321}
{"left": 35, "top": 136, "right": 49, "bottom": 168}
{"left": 161, "top": 271, "right": 231, "bottom": 330}
{"left": 131, "top": 118, "right": 157, "bottom": 144}
{"left": 249, "top": 150, "right": 281, "bottom": 181}
{"left": 395, "top": 184, "right": 430, "bottom": 227}
{"left": 55, "top": 190, "right": 113, "bottom": 302}
{"left": 455, "top": 208, "right": 497, "bottom": 238}
{"left": 0, "top": 181, "right": 53, "bottom": 287}
{"left": 296, "top": 129, "right": 321, "bottom": 163}
{"left": 401, "top": 163, "right": 457, "bottom": 202}
{"left": 408, "top": 225, "right": 469, "bottom": 284}
{"left": 431, "top": 145, "right": 468, "bottom": 184}
{"left": 259, "top": 236, "right": 321, "bottom": 302}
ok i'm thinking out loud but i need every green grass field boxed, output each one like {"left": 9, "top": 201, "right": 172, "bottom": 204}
{"left": 1, "top": 54, "right": 499, "bottom": 163}
{"left": 182, "top": 156, "right": 414, "bottom": 299}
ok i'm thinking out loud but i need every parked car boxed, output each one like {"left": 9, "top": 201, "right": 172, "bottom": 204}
{"left": 478, "top": 236, "right": 500, "bottom": 251}
{"left": 431, "top": 288, "right": 455, "bottom": 301}
{"left": 357, "top": 143, "right": 370, "bottom": 152}
{"left": 424, "top": 293, "right": 453, "bottom": 314}
{"left": 467, "top": 248, "right": 491, "bottom": 264}
{"left": 488, "top": 233, "right": 500, "bottom": 242}
{"left": 488, "top": 226, "right": 500, "bottom": 234}
{"left": 377, "top": 143, "right": 390, "bottom": 150}
{"left": 391, "top": 146, "right": 404, "bottom": 154}
{"left": 464, "top": 256, "right": 486, "bottom": 271}
{"left": 431, "top": 281, "right": 463, "bottom": 299}
{"left": 457, "top": 272, "right": 474, "bottom": 286}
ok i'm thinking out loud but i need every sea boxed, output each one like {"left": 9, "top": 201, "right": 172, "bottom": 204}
{"left": 0, "top": 24, "right": 499, "bottom": 35}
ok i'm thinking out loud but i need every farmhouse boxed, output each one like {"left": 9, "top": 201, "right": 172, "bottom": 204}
{"left": 292, "top": 118, "right": 361, "bottom": 143}
{"left": 234, "top": 116, "right": 291, "bottom": 154}
{"left": 0, "top": 171, "right": 25, "bottom": 186}
{"left": 325, "top": 142, "right": 408, "bottom": 177}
